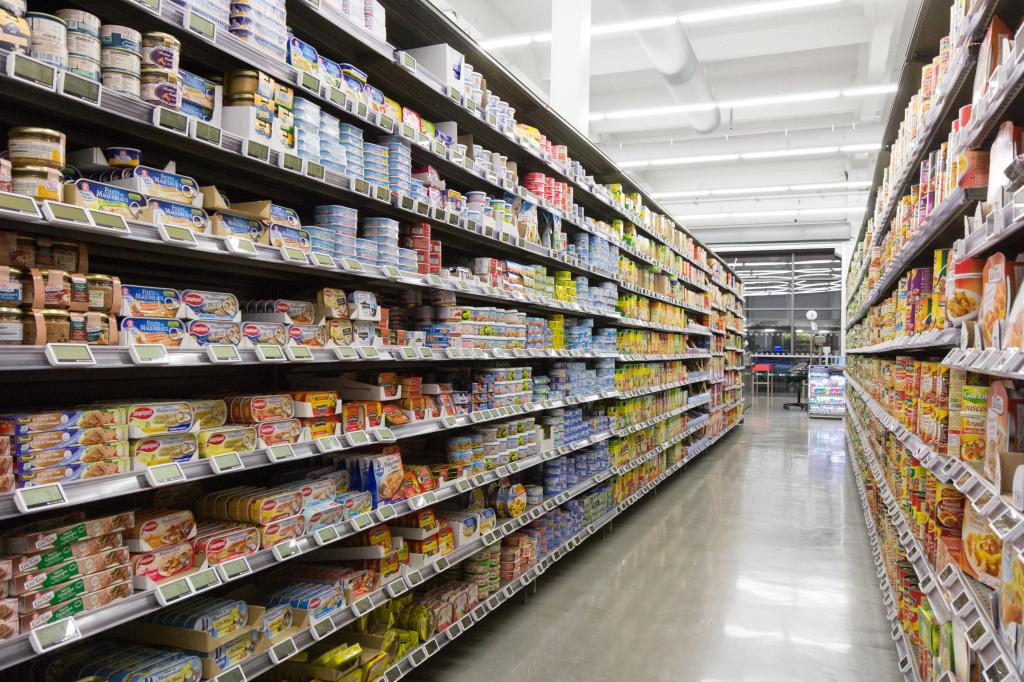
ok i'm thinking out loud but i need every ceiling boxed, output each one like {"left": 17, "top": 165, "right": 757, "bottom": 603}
{"left": 430, "top": 0, "right": 923, "bottom": 250}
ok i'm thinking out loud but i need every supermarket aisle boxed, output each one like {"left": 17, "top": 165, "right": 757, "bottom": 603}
{"left": 414, "top": 400, "right": 900, "bottom": 682}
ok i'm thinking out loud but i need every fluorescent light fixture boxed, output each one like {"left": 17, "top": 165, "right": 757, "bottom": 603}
{"left": 798, "top": 206, "right": 867, "bottom": 216}
{"left": 650, "top": 153, "right": 740, "bottom": 166}
{"left": 841, "top": 83, "right": 898, "bottom": 97}
{"left": 679, "top": 0, "right": 842, "bottom": 23}
{"left": 839, "top": 143, "right": 882, "bottom": 152}
{"left": 617, "top": 160, "right": 650, "bottom": 169}
{"left": 590, "top": 15, "right": 678, "bottom": 36}
{"left": 740, "top": 146, "right": 838, "bottom": 160}
{"left": 478, "top": 34, "right": 534, "bottom": 49}
{"left": 675, "top": 205, "right": 867, "bottom": 222}
{"left": 650, "top": 190, "right": 713, "bottom": 199}
{"left": 789, "top": 180, "right": 872, "bottom": 191}
{"left": 591, "top": 84, "right": 894, "bottom": 121}
{"left": 480, "top": 0, "right": 842, "bottom": 49}
{"left": 712, "top": 185, "right": 789, "bottom": 196}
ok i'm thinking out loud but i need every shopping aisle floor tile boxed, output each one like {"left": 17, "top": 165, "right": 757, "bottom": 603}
{"left": 412, "top": 399, "right": 901, "bottom": 682}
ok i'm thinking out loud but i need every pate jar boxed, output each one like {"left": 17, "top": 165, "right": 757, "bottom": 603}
{"left": 69, "top": 311, "right": 110, "bottom": 345}
{"left": 23, "top": 308, "right": 70, "bottom": 344}
{"left": 86, "top": 274, "right": 115, "bottom": 312}
{"left": 0, "top": 307, "right": 24, "bottom": 345}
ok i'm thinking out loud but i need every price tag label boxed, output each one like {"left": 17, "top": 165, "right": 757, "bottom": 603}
{"left": 59, "top": 71, "right": 101, "bottom": 106}
{"left": 129, "top": 343, "right": 170, "bottom": 365}
{"left": 442, "top": 416, "right": 459, "bottom": 429}
{"left": 456, "top": 479, "right": 473, "bottom": 493}
{"left": 345, "top": 431, "right": 371, "bottom": 448}
{"left": 355, "top": 345, "right": 380, "bottom": 359}
{"left": 145, "top": 462, "right": 186, "bottom": 487}
{"left": 285, "top": 345, "right": 314, "bottom": 361}
{"left": 210, "top": 452, "right": 244, "bottom": 474}
{"left": 216, "top": 556, "right": 252, "bottom": 582}
{"left": 154, "top": 106, "right": 189, "bottom": 134}
{"left": 373, "top": 428, "right": 397, "bottom": 442}
{"left": 310, "top": 616, "right": 336, "bottom": 640}
{"left": 280, "top": 246, "right": 308, "bottom": 264}
{"left": 192, "top": 119, "right": 222, "bottom": 146}
{"left": 269, "top": 637, "right": 298, "bottom": 663}
{"left": 188, "top": 567, "right": 221, "bottom": 592}
{"left": 157, "top": 223, "right": 198, "bottom": 247}
{"left": 351, "top": 513, "right": 374, "bottom": 530}
{"left": 8, "top": 53, "right": 56, "bottom": 89}
{"left": 272, "top": 539, "right": 302, "bottom": 562}
{"left": 206, "top": 344, "right": 241, "bottom": 363}
{"left": 351, "top": 597, "right": 373, "bottom": 616}
{"left": 335, "top": 345, "right": 358, "bottom": 360}
{"left": 305, "top": 161, "right": 326, "bottom": 182}
{"left": 29, "top": 617, "right": 81, "bottom": 654}
{"left": 352, "top": 178, "right": 371, "bottom": 196}
{"left": 373, "top": 185, "right": 391, "bottom": 203}
{"left": 315, "top": 525, "right": 341, "bottom": 546}
{"left": 376, "top": 505, "right": 397, "bottom": 522}
{"left": 255, "top": 344, "right": 286, "bottom": 362}
{"left": 156, "top": 577, "right": 194, "bottom": 605}
{"left": 279, "top": 152, "right": 304, "bottom": 174}
{"left": 14, "top": 483, "right": 68, "bottom": 514}
{"left": 379, "top": 114, "right": 395, "bottom": 132}
{"left": 316, "top": 436, "right": 342, "bottom": 453}
{"left": 224, "top": 237, "right": 258, "bottom": 257}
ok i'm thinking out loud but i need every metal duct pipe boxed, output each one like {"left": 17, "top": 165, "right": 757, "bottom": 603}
{"left": 616, "top": 1, "right": 720, "bottom": 133}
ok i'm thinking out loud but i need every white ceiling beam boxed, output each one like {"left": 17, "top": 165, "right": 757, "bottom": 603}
{"left": 549, "top": 0, "right": 592, "bottom": 134}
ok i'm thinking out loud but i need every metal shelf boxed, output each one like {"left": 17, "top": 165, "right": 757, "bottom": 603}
{"left": 846, "top": 328, "right": 959, "bottom": 354}
{"left": 847, "top": 447, "right": 923, "bottom": 682}
{"left": 848, "top": 186, "right": 984, "bottom": 329}
{"left": 0, "top": 429, "right": 613, "bottom": 671}
{"left": 0, "top": 390, "right": 618, "bottom": 522}
{"left": 617, "top": 375, "right": 712, "bottom": 399}
{"left": 954, "top": 36, "right": 1024, "bottom": 154}
{"left": 361, "top": 418, "right": 741, "bottom": 682}
{"left": 846, "top": 399, "right": 1022, "bottom": 682}
{"left": 871, "top": 46, "right": 979, "bottom": 247}
{"left": 614, "top": 402, "right": 710, "bottom": 438}
{"left": 617, "top": 352, "right": 711, "bottom": 362}
{"left": 617, "top": 280, "right": 710, "bottom": 316}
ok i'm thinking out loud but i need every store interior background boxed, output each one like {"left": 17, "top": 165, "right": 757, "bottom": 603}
{"left": 432, "top": 0, "right": 929, "bottom": 364}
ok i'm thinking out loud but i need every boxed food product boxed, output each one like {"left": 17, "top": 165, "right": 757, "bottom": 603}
{"left": 8, "top": 532, "right": 124, "bottom": 576}
{"left": 984, "top": 380, "right": 1024, "bottom": 481}
{"left": 960, "top": 381, "right": 989, "bottom": 463}
{"left": 191, "top": 523, "right": 261, "bottom": 565}
{"left": 16, "top": 563, "right": 131, "bottom": 613}
{"left": 980, "top": 253, "right": 1015, "bottom": 348}
{"left": 130, "top": 431, "right": 199, "bottom": 468}
{"left": 258, "top": 514, "right": 306, "bottom": 549}
{"left": 124, "top": 401, "right": 194, "bottom": 436}
{"left": 229, "top": 394, "right": 294, "bottom": 422}
{"left": 132, "top": 541, "right": 195, "bottom": 588}
{"left": 961, "top": 504, "right": 1001, "bottom": 589}
{"left": 15, "top": 442, "right": 129, "bottom": 473}
{"left": 0, "top": 408, "right": 126, "bottom": 436}
{"left": 20, "top": 580, "right": 133, "bottom": 631}
{"left": 9, "top": 425, "right": 128, "bottom": 455}
{"left": 255, "top": 419, "right": 302, "bottom": 446}
{"left": 198, "top": 424, "right": 257, "bottom": 457}
{"left": 3, "top": 511, "right": 134, "bottom": 554}
{"left": 145, "top": 596, "right": 248, "bottom": 638}
{"left": 127, "top": 509, "right": 197, "bottom": 552}
{"left": 9, "top": 547, "right": 130, "bottom": 595}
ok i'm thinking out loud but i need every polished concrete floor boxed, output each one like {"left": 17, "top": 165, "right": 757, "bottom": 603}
{"left": 414, "top": 398, "right": 901, "bottom": 682}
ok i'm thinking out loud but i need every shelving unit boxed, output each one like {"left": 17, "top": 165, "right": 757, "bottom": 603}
{"left": 0, "top": 0, "right": 745, "bottom": 677}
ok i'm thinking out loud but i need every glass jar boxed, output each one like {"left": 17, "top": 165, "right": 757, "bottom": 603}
{"left": 34, "top": 238, "right": 80, "bottom": 272}
{"left": 86, "top": 274, "right": 114, "bottom": 312}
{"left": 69, "top": 312, "right": 110, "bottom": 345}
{"left": 22, "top": 269, "right": 72, "bottom": 308}
{"left": 24, "top": 308, "right": 70, "bottom": 344}
{"left": 11, "top": 165, "right": 62, "bottom": 201}
{"left": 0, "top": 267, "right": 22, "bottom": 307}
{"left": 0, "top": 307, "right": 24, "bottom": 345}
{"left": 7, "top": 127, "right": 66, "bottom": 169}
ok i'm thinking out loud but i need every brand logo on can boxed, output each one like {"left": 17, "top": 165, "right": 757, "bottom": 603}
{"left": 208, "top": 538, "right": 227, "bottom": 552}
{"left": 243, "top": 324, "right": 260, "bottom": 337}
{"left": 190, "top": 322, "right": 210, "bottom": 336}
{"left": 137, "top": 439, "right": 160, "bottom": 453}
{"left": 206, "top": 433, "right": 225, "bottom": 446}
{"left": 142, "top": 520, "right": 159, "bottom": 533}
{"left": 131, "top": 407, "right": 154, "bottom": 420}
{"left": 182, "top": 292, "right": 204, "bottom": 306}
{"left": 261, "top": 500, "right": 277, "bottom": 511}
{"left": 252, "top": 398, "right": 266, "bottom": 410}
{"left": 275, "top": 301, "right": 290, "bottom": 313}
{"left": 259, "top": 423, "right": 276, "bottom": 436}
{"left": 289, "top": 326, "right": 303, "bottom": 339}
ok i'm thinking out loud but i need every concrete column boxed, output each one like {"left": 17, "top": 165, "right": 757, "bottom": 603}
{"left": 550, "top": 0, "right": 591, "bottom": 135}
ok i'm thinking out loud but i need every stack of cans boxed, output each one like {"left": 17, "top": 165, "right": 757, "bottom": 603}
{"left": 314, "top": 205, "right": 358, "bottom": 259}
{"left": 319, "top": 111, "right": 346, "bottom": 174}
{"left": 57, "top": 9, "right": 100, "bottom": 82}
{"left": 360, "top": 217, "right": 399, "bottom": 268}
{"left": 229, "top": 0, "right": 288, "bottom": 61}
{"left": 293, "top": 97, "right": 322, "bottom": 165}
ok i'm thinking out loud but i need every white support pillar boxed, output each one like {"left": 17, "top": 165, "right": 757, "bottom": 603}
{"left": 550, "top": 0, "right": 591, "bottom": 136}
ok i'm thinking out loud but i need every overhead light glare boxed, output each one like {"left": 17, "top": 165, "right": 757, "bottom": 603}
{"left": 839, "top": 143, "right": 882, "bottom": 152}
{"left": 478, "top": 34, "right": 535, "bottom": 50}
{"left": 740, "top": 146, "right": 838, "bottom": 160}
{"left": 650, "top": 190, "right": 713, "bottom": 198}
{"left": 650, "top": 153, "right": 740, "bottom": 166}
{"left": 590, "top": 15, "right": 678, "bottom": 36}
{"left": 789, "top": 180, "right": 873, "bottom": 190}
{"left": 711, "top": 185, "right": 789, "bottom": 196}
{"left": 841, "top": 83, "right": 898, "bottom": 97}
{"left": 678, "top": 0, "right": 841, "bottom": 23}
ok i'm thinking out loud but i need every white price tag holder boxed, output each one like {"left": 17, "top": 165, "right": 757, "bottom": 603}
{"left": 44, "top": 343, "right": 95, "bottom": 367}
{"left": 272, "top": 539, "right": 302, "bottom": 562}
{"left": 345, "top": 431, "right": 371, "bottom": 448}
{"left": 267, "top": 443, "right": 296, "bottom": 462}
{"left": 269, "top": 637, "right": 298, "bottom": 664}
{"left": 285, "top": 345, "right": 314, "bottom": 362}
{"left": 216, "top": 556, "right": 252, "bottom": 582}
{"left": 254, "top": 343, "right": 287, "bottom": 363}
{"left": 29, "top": 617, "right": 81, "bottom": 654}
{"left": 145, "top": 462, "right": 185, "bottom": 487}
{"left": 14, "top": 484, "right": 68, "bottom": 514}
{"left": 188, "top": 567, "right": 221, "bottom": 593}
{"left": 315, "top": 525, "right": 341, "bottom": 546}
{"left": 309, "top": 615, "right": 337, "bottom": 641}
{"left": 334, "top": 345, "right": 358, "bottom": 360}
{"left": 355, "top": 346, "right": 380, "bottom": 359}
{"left": 210, "top": 451, "right": 244, "bottom": 474}
{"left": 128, "top": 343, "right": 170, "bottom": 365}
{"left": 372, "top": 428, "right": 396, "bottom": 443}
{"left": 316, "top": 436, "right": 342, "bottom": 453}
{"left": 206, "top": 344, "right": 242, "bottom": 363}
{"left": 155, "top": 576, "right": 194, "bottom": 606}
{"left": 350, "top": 513, "right": 374, "bottom": 531}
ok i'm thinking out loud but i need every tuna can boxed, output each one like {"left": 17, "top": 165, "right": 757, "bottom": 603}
{"left": 8, "top": 127, "right": 65, "bottom": 169}
{"left": 55, "top": 8, "right": 99, "bottom": 37}
{"left": 101, "top": 46, "right": 141, "bottom": 74}
{"left": 141, "top": 31, "right": 180, "bottom": 71}
{"left": 100, "top": 24, "right": 141, "bottom": 52}
{"left": 101, "top": 67, "right": 141, "bottom": 98}
{"left": 67, "top": 54, "right": 101, "bottom": 82}
{"left": 26, "top": 12, "right": 67, "bottom": 68}
{"left": 141, "top": 67, "right": 182, "bottom": 109}
{"left": 66, "top": 30, "right": 101, "bottom": 60}
{"left": 11, "top": 165, "right": 62, "bottom": 202}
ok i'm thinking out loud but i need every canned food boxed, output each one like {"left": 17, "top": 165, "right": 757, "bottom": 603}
{"left": 67, "top": 54, "right": 100, "bottom": 82}
{"left": 100, "top": 46, "right": 141, "bottom": 73}
{"left": 101, "top": 68, "right": 141, "bottom": 98}
{"left": 55, "top": 8, "right": 99, "bottom": 36}
{"left": 8, "top": 127, "right": 65, "bottom": 169}
{"left": 25, "top": 12, "right": 67, "bottom": 62}
{"left": 0, "top": 307, "right": 22, "bottom": 345}
{"left": 141, "top": 32, "right": 180, "bottom": 71}
{"left": 34, "top": 239, "right": 79, "bottom": 271}
{"left": 26, "top": 308, "right": 70, "bottom": 344}
{"left": 69, "top": 311, "right": 111, "bottom": 345}
{"left": 0, "top": 158, "right": 10, "bottom": 193}
{"left": 65, "top": 31, "right": 100, "bottom": 59}
{"left": 100, "top": 24, "right": 140, "bottom": 52}
{"left": 141, "top": 67, "right": 181, "bottom": 109}
{"left": 11, "top": 165, "right": 61, "bottom": 201}
{"left": 86, "top": 274, "right": 115, "bottom": 312}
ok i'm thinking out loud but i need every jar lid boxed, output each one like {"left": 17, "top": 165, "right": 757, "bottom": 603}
{"left": 25, "top": 12, "right": 68, "bottom": 26}
{"left": 142, "top": 31, "right": 180, "bottom": 45}
{"left": 228, "top": 70, "right": 260, "bottom": 78}
{"left": 0, "top": 266, "right": 23, "bottom": 277}
{"left": 0, "top": 307, "right": 23, "bottom": 315}
{"left": 86, "top": 273, "right": 113, "bottom": 282}
{"left": 9, "top": 127, "right": 63, "bottom": 138}
{"left": 10, "top": 164, "right": 59, "bottom": 175}
{"left": 39, "top": 308, "right": 70, "bottom": 318}
{"left": 35, "top": 270, "right": 70, "bottom": 279}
